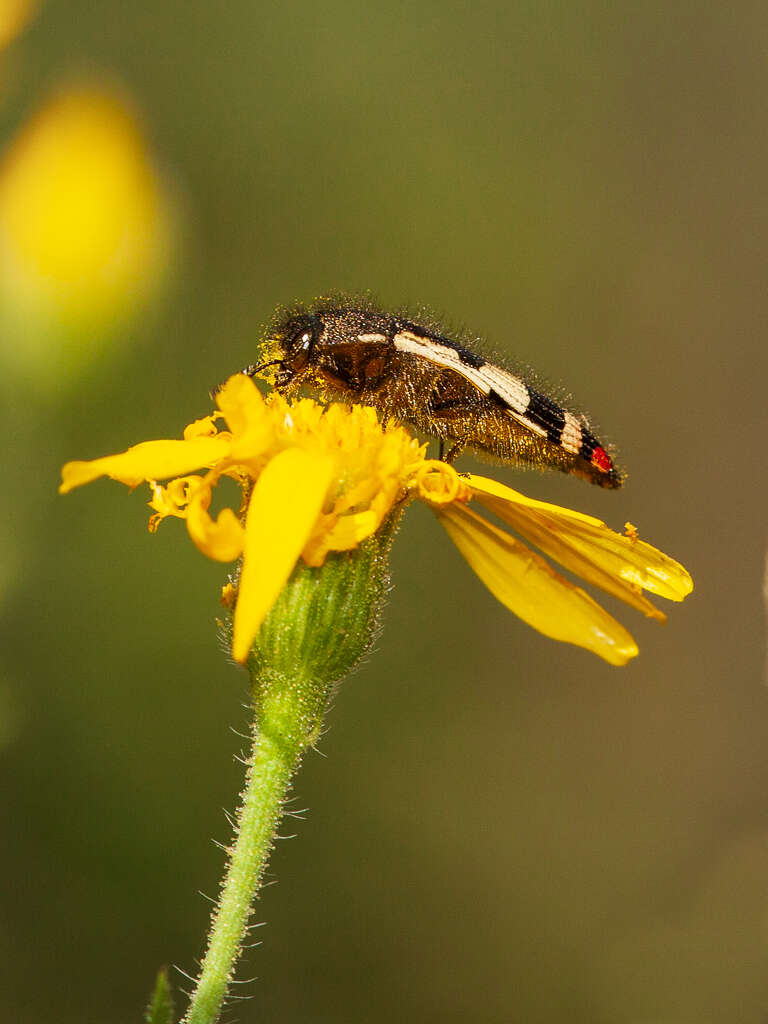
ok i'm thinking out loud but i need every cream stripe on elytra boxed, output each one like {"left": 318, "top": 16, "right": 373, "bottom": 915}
{"left": 393, "top": 330, "right": 544, "bottom": 433}
{"left": 476, "top": 362, "right": 532, "bottom": 417}
{"left": 393, "top": 331, "right": 491, "bottom": 393}
{"left": 561, "top": 411, "right": 583, "bottom": 455}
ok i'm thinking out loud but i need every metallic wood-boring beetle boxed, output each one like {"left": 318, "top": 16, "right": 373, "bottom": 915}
{"left": 242, "top": 301, "right": 622, "bottom": 489}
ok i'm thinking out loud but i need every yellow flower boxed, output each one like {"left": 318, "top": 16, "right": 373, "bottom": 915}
{"left": 0, "top": 84, "right": 174, "bottom": 382}
{"left": 0, "top": 0, "right": 36, "bottom": 51}
{"left": 60, "top": 375, "right": 692, "bottom": 666}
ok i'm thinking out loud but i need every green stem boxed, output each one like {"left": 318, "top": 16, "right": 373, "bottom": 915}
{"left": 183, "top": 670, "right": 330, "bottom": 1024}
{"left": 181, "top": 529, "right": 398, "bottom": 1024}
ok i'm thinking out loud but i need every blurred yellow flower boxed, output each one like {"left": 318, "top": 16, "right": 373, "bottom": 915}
{"left": 0, "top": 0, "right": 36, "bottom": 51}
{"left": 60, "top": 375, "right": 692, "bottom": 666}
{"left": 0, "top": 84, "right": 174, "bottom": 381}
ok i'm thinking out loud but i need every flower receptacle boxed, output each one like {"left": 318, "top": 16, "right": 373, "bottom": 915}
{"left": 223, "top": 514, "right": 401, "bottom": 742}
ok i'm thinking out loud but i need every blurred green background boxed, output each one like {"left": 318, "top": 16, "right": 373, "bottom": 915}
{"left": 1, "top": 2, "right": 766, "bottom": 1021}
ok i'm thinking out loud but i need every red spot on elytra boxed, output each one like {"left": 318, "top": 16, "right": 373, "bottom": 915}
{"left": 591, "top": 446, "right": 613, "bottom": 473}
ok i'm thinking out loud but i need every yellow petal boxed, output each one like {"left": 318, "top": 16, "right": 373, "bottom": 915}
{"left": 186, "top": 485, "right": 245, "bottom": 562}
{"left": 302, "top": 508, "right": 380, "bottom": 566}
{"left": 59, "top": 437, "right": 232, "bottom": 493}
{"left": 437, "top": 503, "right": 639, "bottom": 666}
{"left": 215, "top": 374, "right": 277, "bottom": 465}
{"left": 216, "top": 373, "right": 265, "bottom": 434}
{"left": 233, "top": 448, "right": 334, "bottom": 663}
{"left": 467, "top": 475, "right": 693, "bottom": 607}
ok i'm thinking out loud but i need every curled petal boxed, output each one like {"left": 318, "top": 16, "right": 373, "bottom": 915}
{"left": 437, "top": 502, "right": 639, "bottom": 666}
{"left": 233, "top": 448, "right": 334, "bottom": 663}
{"left": 186, "top": 483, "right": 245, "bottom": 562}
{"left": 183, "top": 413, "right": 223, "bottom": 441}
{"left": 149, "top": 475, "right": 203, "bottom": 513}
{"left": 148, "top": 475, "right": 205, "bottom": 531}
{"left": 467, "top": 474, "right": 693, "bottom": 610}
{"left": 412, "top": 460, "right": 470, "bottom": 506}
{"left": 59, "top": 437, "right": 232, "bottom": 493}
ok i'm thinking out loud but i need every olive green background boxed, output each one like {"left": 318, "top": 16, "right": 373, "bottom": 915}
{"left": 2, "top": 3, "right": 767, "bottom": 1022}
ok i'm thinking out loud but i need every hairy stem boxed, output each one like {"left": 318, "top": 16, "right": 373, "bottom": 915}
{"left": 183, "top": 671, "right": 329, "bottom": 1024}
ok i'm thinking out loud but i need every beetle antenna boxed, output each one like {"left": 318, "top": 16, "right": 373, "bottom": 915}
{"left": 210, "top": 359, "right": 285, "bottom": 399}
{"left": 242, "top": 358, "right": 285, "bottom": 378}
